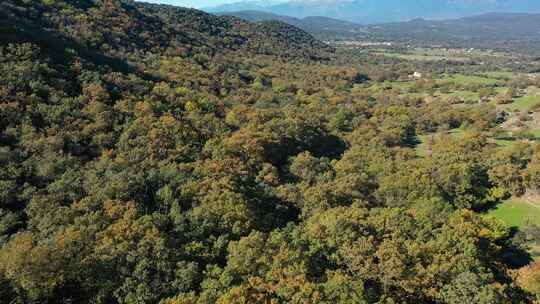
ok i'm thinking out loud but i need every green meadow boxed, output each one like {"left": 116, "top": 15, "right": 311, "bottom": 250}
{"left": 487, "top": 199, "right": 540, "bottom": 228}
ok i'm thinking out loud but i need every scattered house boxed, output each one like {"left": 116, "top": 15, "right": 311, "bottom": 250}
{"left": 518, "top": 88, "right": 528, "bottom": 96}
{"left": 409, "top": 72, "right": 423, "bottom": 79}
{"left": 527, "top": 73, "right": 540, "bottom": 80}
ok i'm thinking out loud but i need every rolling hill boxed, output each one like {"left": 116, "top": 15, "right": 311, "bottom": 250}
{"left": 362, "top": 13, "right": 540, "bottom": 50}
{"left": 364, "top": 12, "right": 540, "bottom": 40}
{"left": 0, "top": 0, "right": 332, "bottom": 62}
{"left": 215, "top": 10, "right": 363, "bottom": 39}
{"left": 215, "top": 9, "right": 540, "bottom": 53}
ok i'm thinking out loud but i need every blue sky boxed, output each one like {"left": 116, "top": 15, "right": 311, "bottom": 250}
{"left": 137, "top": 0, "right": 246, "bottom": 9}
{"left": 137, "top": 0, "right": 289, "bottom": 9}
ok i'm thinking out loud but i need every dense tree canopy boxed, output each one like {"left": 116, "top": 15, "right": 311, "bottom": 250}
{"left": 0, "top": 0, "right": 539, "bottom": 303}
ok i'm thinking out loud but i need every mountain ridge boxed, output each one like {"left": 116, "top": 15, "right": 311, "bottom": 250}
{"left": 0, "top": 0, "right": 332, "bottom": 61}
{"left": 206, "top": 0, "right": 540, "bottom": 23}
{"left": 215, "top": 10, "right": 362, "bottom": 39}
{"left": 215, "top": 10, "right": 540, "bottom": 53}
{"left": 363, "top": 12, "right": 540, "bottom": 49}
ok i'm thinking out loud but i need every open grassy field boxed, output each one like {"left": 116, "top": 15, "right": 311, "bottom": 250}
{"left": 503, "top": 95, "right": 540, "bottom": 112}
{"left": 495, "top": 87, "right": 510, "bottom": 94}
{"left": 416, "top": 126, "right": 540, "bottom": 152}
{"left": 404, "top": 92, "right": 427, "bottom": 99}
{"left": 447, "top": 90, "right": 480, "bottom": 102}
{"left": 373, "top": 52, "right": 448, "bottom": 61}
{"left": 374, "top": 80, "right": 414, "bottom": 91}
{"left": 373, "top": 48, "right": 506, "bottom": 62}
{"left": 493, "top": 138, "right": 520, "bottom": 147}
{"left": 481, "top": 71, "right": 515, "bottom": 80}
{"left": 486, "top": 199, "right": 540, "bottom": 228}
{"left": 372, "top": 51, "right": 470, "bottom": 62}
{"left": 491, "top": 128, "right": 540, "bottom": 147}
{"left": 443, "top": 74, "right": 503, "bottom": 86}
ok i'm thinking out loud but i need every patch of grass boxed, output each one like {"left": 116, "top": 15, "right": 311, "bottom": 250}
{"left": 490, "top": 129, "right": 540, "bottom": 147}
{"left": 531, "top": 129, "right": 540, "bottom": 138}
{"left": 504, "top": 95, "right": 540, "bottom": 112}
{"left": 494, "top": 87, "right": 510, "bottom": 94}
{"left": 493, "top": 138, "right": 518, "bottom": 147}
{"left": 486, "top": 199, "right": 540, "bottom": 229}
{"left": 373, "top": 52, "right": 469, "bottom": 62}
{"left": 444, "top": 74, "right": 502, "bottom": 86}
{"left": 448, "top": 127, "right": 465, "bottom": 137}
{"left": 403, "top": 92, "right": 426, "bottom": 99}
{"left": 447, "top": 90, "right": 480, "bottom": 102}
{"left": 410, "top": 47, "right": 503, "bottom": 58}
{"left": 369, "top": 81, "right": 415, "bottom": 92}
{"left": 481, "top": 71, "right": 515, "bottom": 80}
{"left": 415, "top": 128, "right": 465, "bottom": 156}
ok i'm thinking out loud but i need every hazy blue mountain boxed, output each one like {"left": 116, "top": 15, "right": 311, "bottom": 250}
{"left": 216, "top": 10, "right": 362, "bottom": 37}
{"left": 214, "top": 10, "right": 540, "bottom": 53}
{"left": 363, "top": 12, "right": 540, "bottom": 47}
{"left": 206, "top": 0, "right": 540, "bottom": 23}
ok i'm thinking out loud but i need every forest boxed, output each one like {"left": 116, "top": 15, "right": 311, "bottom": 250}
{"left": 2, "top": 0, "right": 540, "bottom": 303}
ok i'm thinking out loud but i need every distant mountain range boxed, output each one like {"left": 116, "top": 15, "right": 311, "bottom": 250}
{"left": 217, "top": 10, "right": 540, "bottom": 52}
{"left": 215, "top": 10, "right": 362, "bottom": 39}
{"left": 364, "top": 13, "right": 540, "bottom": 43}
{"left": 206, "top": 0, "right": 540, "bottom": 24}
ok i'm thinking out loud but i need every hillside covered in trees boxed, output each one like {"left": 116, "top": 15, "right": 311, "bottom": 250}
{"left": 2, "top": 0, "right": 540, "bottom": 303}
